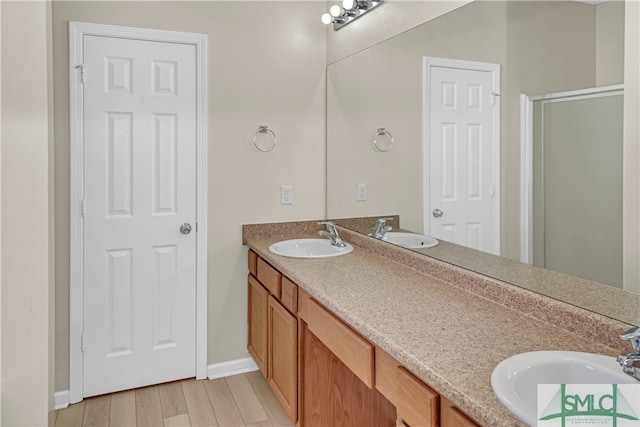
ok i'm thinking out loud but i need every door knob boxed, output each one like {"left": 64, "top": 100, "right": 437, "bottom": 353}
{"left": 180, "top": 223, "right": 192, "bottom": 235}
{"left": 432, "top": 209, "right": 443, "bottom": 218}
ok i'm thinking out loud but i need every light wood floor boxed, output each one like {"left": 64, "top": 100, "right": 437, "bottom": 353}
{"left": 52, "top": 372, "right": 295, "bottom": 427}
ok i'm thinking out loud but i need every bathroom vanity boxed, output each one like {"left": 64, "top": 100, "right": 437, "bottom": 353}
{"left": 243, "top": 221, "right": 633, "bottom": 426}
{"left": 247, "top": 248, "right": 478, "bottom": 426}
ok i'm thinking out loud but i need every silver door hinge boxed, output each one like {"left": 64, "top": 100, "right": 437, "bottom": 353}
{"left": 81, "top": 334, "right": 85, "bottom": 352}
{"left": 490, "top": 185, "right": 496, "bottom": 198}
{"left": 81, "top": 200, "right": 87, "bottom": 217}
{"left": 76, "top": 64, "right": 86, "bottom": 84}
{"left": 491, "top": 92, "right": 501, "bottom": 106}
{"left": 196, "top": 223, "right": 199, "bottom": 232}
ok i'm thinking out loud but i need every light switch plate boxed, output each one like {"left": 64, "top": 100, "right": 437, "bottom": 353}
{"left": 357, "top": 183, "right": 367, "bottom": 201}
{"left": 281, "top": 185, "right": 293, "bottom": 205}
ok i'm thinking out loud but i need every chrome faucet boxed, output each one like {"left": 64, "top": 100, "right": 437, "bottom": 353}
{"left": 369, "top": 217, "right": 394, "bottom": 239}
{"left": 617, "top": 326, "right": 640, "bottom": 381}
{"left": 318, "top": 221, "right": 347, "bottom": 248}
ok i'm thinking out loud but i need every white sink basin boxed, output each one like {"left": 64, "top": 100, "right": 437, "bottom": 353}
{"left": 491, "top": 351, "right": 636, "bottom": 425}
{"left": 382, "top": 232, "right": 438, "bottom": 249}
{"left": 268, "top": 238, "right": 354, "bottom": 259}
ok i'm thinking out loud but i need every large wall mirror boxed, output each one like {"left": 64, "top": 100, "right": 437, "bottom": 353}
{"left": 326, "top": 0, "right": 640, "bottom": 326}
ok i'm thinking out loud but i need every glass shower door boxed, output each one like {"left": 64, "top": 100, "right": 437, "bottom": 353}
{"left": 532, "top": 89, "right": 623, "bottom": 287}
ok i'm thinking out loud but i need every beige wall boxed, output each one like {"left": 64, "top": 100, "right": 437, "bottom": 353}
{"left": 503, "top": 1, "right": 597, "bottom": 258}
{"left": 53, "top": 1, "right": 326, "bottom": 391}
{"left": 327, "top": 1, "right": 599, "bottom": 261}
{"left": 325, "top": 0, "right": 472, "bottom": 64}
{"left": 327, "top": 1, "right": 508, "bottom": 234}
{"left": 596, "top": 1, "right": 624, "bottom": 86}
{"left": 1, "top": 1, "right": 52, "bottom": 425}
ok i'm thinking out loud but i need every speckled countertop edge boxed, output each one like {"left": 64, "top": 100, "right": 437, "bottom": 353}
{"left": 243, "top": 221, "right": 632, "bottom": 427}
{"left": 333, "top": 217, "right": 640, "bottom": 327}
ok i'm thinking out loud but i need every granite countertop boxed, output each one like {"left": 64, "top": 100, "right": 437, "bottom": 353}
{"left": 243, "top": 223, "right": 624, "bottom": 427}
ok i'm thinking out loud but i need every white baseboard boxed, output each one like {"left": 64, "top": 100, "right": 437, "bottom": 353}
{"left": 55, "top": 359, "right": 257, "bottom": 407}
{"left": 55, "top": 390, "right": 70, "bottom": 410}
{"left": 207, "top": 357, "right": 259, "bottom": 380}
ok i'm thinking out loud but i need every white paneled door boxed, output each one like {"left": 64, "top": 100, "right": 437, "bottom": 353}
{"left": 82, "top": 35, "right": 197, "bottom": 397}
{"left": 425, "top": 59, "right": 500, "bottom": 255}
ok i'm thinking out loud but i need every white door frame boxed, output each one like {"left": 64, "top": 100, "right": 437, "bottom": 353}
{"left": 519, "top": 84, "right": 623, "bottom": 264}
{"left": 422, "top": 57, "right": 501, "bottom": 251}
{"left": 69, "top": 21, "right": 208, "bottom": 403}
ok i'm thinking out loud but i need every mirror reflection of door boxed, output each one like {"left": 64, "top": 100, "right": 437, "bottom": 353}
{"left": 424, "top": 57, "right": 500, "bottom": 255}
{"left": 531, "top": 87, "right": 623, "bottom": 288}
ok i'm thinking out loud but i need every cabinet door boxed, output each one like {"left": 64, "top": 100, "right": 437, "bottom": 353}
{"left": 300, "top": 321, "right": 396, "bottom": 427}
{"left": 268, "top": 295, "right": 298, "bottom": 422}
{"left": 248, "top": 274, "right": 269, "bottom": 377}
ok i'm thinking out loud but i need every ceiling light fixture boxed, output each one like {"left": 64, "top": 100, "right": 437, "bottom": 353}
{"left": 321, "top": 0, "right": 383, "bottom": 31}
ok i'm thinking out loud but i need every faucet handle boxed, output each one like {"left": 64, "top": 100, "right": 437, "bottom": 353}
{"left": 375, "top": 217, "right": 394, "bottom": 225}
{"left": 620, "top": 326, "right": 640, "bottom": 353}
{"left": 318, "top": 221, "right": 338, "bottom": 234}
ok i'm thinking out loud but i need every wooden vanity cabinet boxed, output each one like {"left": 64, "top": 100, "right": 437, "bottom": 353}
{"left": 247, "top": 251, "right": 297, "bottom": 422}
{"left": 298, "top": 287, "right": 396, "bottom": 427}
{"left": 248, "top": 250, "right": 479, "bottom": 427}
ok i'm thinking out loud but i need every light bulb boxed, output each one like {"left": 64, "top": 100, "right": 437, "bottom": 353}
{"left": 321, "top": 13, "right": 333, "bottom": 24}
{"left": 342, "top": 0, "right": 355, "bottom": 10}
{"left": 330, "top": 5, "right": 343, "bottom": 17}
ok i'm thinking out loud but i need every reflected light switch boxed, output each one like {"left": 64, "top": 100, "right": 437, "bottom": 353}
{"left": 281, "top": 185, "right": 293, "bottom": 205}
{"left": 357, "top": 183, "right": 367, "bottom": 201}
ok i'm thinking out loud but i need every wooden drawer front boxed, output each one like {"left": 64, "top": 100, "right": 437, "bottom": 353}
{"left": 248, "top": 250, "right": 258, "bottom": 277}
{"left": 257, "top": 257, "right": 281, "bottom": 298}
{"left": 305, "top": 298, "right": 374, "bottom": 389}
{"left": 297, "top": 287, "right": 311, "bottom": 319}
{"left": 280, "top": 276, "right": 298, "bottom": 314}
{"left": 441, "top": 397, "right": 480, "bottom": 427}
{"left": 376, "top": 348, "right": 439, "bottom": 427}
{"left": 396, "top": 367, "right": 439, "bottom": 427}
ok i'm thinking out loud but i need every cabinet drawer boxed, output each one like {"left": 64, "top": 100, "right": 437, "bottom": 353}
{"left": 305, "top": 297, "right": 374, "bottom": 388}
{"left": 441, "top": 396, "right": 480, "bottom": 427}
{"left": 376, "top": 347, "right": 439, "bottom": 427}
{"left": 248, "top": 250, "right": 258, "bottom": 277}
{"left": 280, "top": 276, "right": 298, "bottom": 314}
{"left": 257, "top": 257, "right": 281, "bottom": 298}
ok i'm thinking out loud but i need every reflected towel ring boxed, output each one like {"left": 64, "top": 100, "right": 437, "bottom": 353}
{"left": 372, "top": 128, "right": 393, "bottom": 152}
{"left": 253, "top": 125, "right": 277, "bottom": 152}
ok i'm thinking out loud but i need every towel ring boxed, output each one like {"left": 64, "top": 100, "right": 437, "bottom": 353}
{"left": 253, "top": 125, "right": 277, "bottom": 152}
{"left": 372, "top": 128, "right": 393, "bottom": 152}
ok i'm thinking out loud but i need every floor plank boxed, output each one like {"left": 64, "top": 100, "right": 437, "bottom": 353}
{"left": 159, "top": 381, "right": 188, "bottom": 419}
{"left": 109, "top": 389, "right": 136, "bottom": 427}
{"left": 204, "top": 378, "right": 245, "bottom": 427}
{"left": 225, "top": 374, "right": 269, "bottom": 425}
{"left": 164, "top": 413, "right": 191, "bottom": 426}
{"left": 135, "top": 386, "right": 164, "bottom": 427}
{"left": 82, "top": 395, "right": 111, "bottom": 427}
{"left": 246, "top": 420, "right": 273, "bottom": 427}
{"left": 245, "top": 371, "right": 294, "bottom": 427}
{"left": 55, "top": 401, "right": 86, "bottom": 427}
{"left": 49, "top": 409, "right": 58, "bottom": 426}
{"left": 54, "top": 372, "right": 288, "bottom": 427}
{"left": 181, "top": 379, "right": 218, "bottom": 427}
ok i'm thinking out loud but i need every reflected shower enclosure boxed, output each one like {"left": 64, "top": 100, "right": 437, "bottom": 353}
{"left": 528, "top": 87, "right": 623, "bottom": 287}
